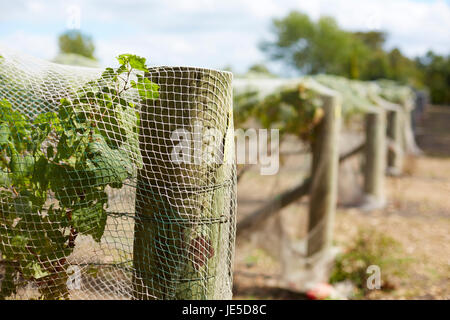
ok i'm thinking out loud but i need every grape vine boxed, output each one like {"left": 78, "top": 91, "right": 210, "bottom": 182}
{"left": 0, "top": 54, "right": 158, "bottom": 299}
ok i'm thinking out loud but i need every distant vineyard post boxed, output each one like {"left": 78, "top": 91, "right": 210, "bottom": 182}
{"left": 402, "top": 103, "right": 422, "bottom": 155}
{"left": 306, "top": 93, "right": 341, "bottom": 257}
{"left": 363, "top": 109, "right": 387, "bottom": 209}
{"left": 387, "top": 108, "right": 404, "bottom": 175}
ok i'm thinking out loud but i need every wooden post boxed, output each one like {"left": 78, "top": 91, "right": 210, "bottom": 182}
{"left": 386, "top": 108, "right": 404, "bottom": 175}
{"left": 362, "top": 109, "right": 387, "bottom": 209}
{"left": 307, "top": 94, "right": 341, "bottom": 257}
{"left": 132, "top": 67, "right": 235, "bottom": 300}
{"left": 401, "top": 103, "right": 422, "bottom": 155}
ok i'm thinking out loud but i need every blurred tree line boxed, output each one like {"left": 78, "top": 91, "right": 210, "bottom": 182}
{"left": 52, "top": 30, "right": 99, "bottom": 68}
{"left": 260, "top": 11, "right": 450, "bottom": 105}
{"left": 58, "top": 30, "right": 96, "bottom": 59}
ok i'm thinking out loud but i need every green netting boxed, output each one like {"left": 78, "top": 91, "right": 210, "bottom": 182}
{"left": 0, "top": 46, "right": 236, "bottom": 300}
{"left": 376, "top": 79, "right": 416, "bottom": 109}
{"left": 233, "top": 77, "right": 340, "bottom": 141}
{"left": 313, "top": 75, "right": 379, "bottom": 115}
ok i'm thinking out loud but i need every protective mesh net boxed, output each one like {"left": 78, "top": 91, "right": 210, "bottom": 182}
{"left": 0, "top": 46, "right": 236, "bottom": 300}
{"left": 232, "top": 76, "right": 342, "bottom": 289}
{"left": 232, "top": 74, "right": 416, "bottom": 291}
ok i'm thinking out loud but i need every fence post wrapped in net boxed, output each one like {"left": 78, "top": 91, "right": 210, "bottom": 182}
{"left": 376, "top": 81, "right": 421, "bottom": 156}
{"left": 386, "top": 108, "right": 404, "bottom": 175}
{"left": 402, "top": 103, "right": 422, "bottom": 156}
{"left": 132, "top": 67, "right": 236, "bottom": 300}
{"left": 307, "top": 92, "right": 341, "bottom": 257}
{"left": 368, "top": 89, "right": 404, "bottom": 176}
{"left": 362, "top": 110, "right": 387, "bottom": 209}
{"left": 0, "top": 47, "right": 236, "bottom": 300}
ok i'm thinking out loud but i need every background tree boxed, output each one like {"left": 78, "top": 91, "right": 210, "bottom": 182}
{"left": 354, "top": 31, "right": 386, "bottom": 51}
{"left": 248, "top": 63, "right": 271, "bottom": 74}
{"left": 261, "top": 10, "right": 450, "bottom": 105}
{"left": 260, "top": 12, "right": 370, "bottom": 78}
{"left": 58, "top": 30, "right": 96, "bottom": 60}
{"left": 387, "top": 48, "right": 422, "bottom": 86}
{"left": 354, "top": 31, "right": 390, "bottom": 80}
{"left": 245, "top": 63, "right": 277, "bottom": 77}
{"left": 416, "top": 51, "right": 450, "bottom": 104}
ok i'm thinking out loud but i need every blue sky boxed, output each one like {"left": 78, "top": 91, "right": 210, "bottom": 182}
{"left": 0, "top": 0, "right": 449, "bottom": 73}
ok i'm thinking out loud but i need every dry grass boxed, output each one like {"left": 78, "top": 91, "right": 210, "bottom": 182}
{"left": 334, "top": 155, "right": 450, "bottom": 299}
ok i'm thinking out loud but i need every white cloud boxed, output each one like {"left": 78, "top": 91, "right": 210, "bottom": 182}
{"left": 0, "top": 31, "right": 57, "bottom": 60}
{"left": 318, "top": 0, "right": 450, "bottom": 57}
{"left": 0, "top": 0, "right": 449, "bottom": 72}
{"left": 95, "top": 30, "right": 263, "bottom": 71}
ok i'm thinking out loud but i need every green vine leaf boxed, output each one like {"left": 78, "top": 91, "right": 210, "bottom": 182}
{"left": 71, "top": 202, "right": 107, "bottom": 243}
